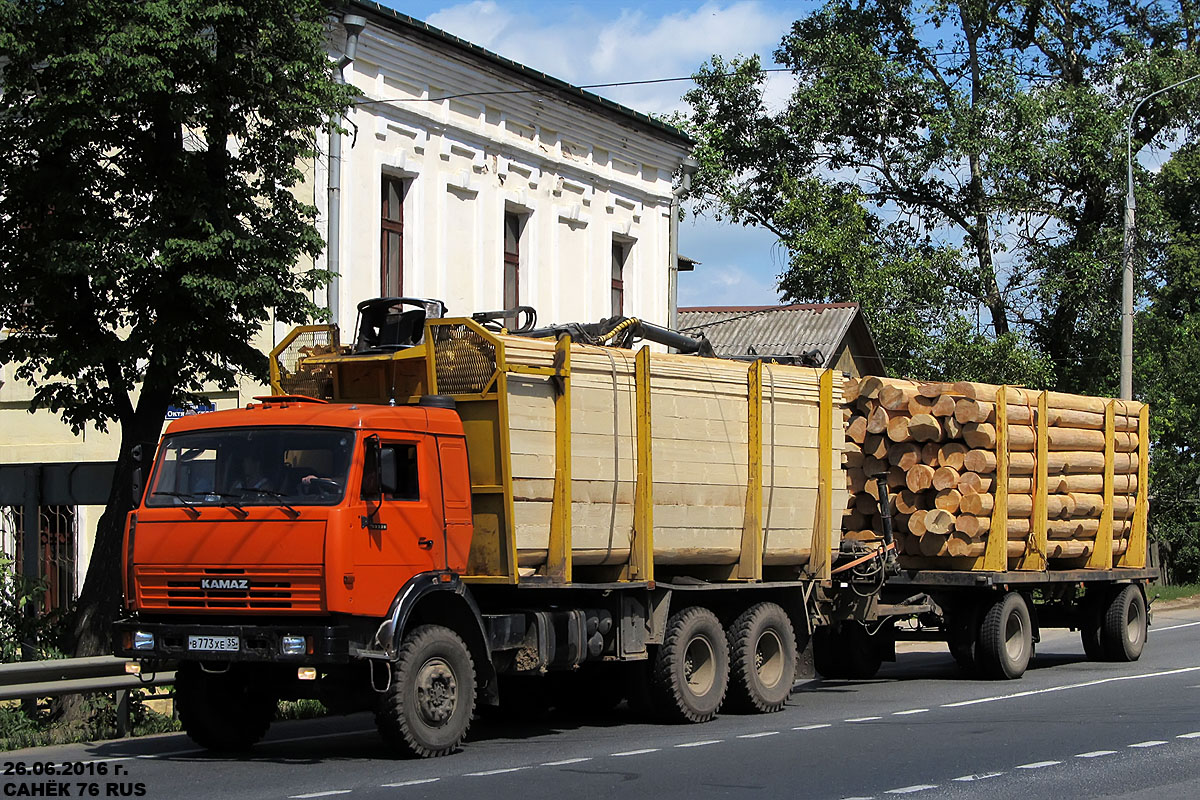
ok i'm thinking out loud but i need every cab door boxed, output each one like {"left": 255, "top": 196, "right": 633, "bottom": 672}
{"left": 352, "top": 435, "right": 446, "bottom": 613}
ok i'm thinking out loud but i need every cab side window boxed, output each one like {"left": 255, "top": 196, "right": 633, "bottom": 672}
{"left": 380, "top": 443, "right": 420, "bottom": 501}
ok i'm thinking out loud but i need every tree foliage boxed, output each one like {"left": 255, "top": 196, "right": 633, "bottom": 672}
{"left": 683, "top": 0, "right": 1199, "bottom": 389}
{"left": 0, "top": 0, "right": 356, "bottom": 653}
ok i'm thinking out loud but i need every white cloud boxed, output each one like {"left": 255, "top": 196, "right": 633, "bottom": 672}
{"left": 426, "top": 1, "right": 793, "bottom": 116}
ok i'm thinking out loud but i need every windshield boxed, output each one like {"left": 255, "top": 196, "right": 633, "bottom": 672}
{"left": 145, "top": 427, "right": 355, "bottom": 508}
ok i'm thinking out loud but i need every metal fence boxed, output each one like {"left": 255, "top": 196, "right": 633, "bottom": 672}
{"left": 0, "top": 656, "right": 176, "bottom": 737}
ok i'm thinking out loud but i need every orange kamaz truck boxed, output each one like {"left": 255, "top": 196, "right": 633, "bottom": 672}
{"left": 115, "top": 298, "right": 1156, "bottom": 758}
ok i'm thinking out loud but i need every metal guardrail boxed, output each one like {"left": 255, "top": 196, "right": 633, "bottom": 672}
{"left": 0, "top": 656, "right": 176, "bottom": 736}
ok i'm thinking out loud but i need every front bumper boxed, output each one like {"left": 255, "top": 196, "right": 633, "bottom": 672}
{"left": 115, "top": 618, "right": 352, "bottom": 665}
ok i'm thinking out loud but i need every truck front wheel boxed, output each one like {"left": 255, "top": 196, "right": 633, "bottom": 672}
{"left": 376, "top": 625, "right": 476, "bottom": 758}
{"left": 175, "top": 662, "right": 276, "bottom": 751}
{"left": 651, "top": 606, "right": 729, "bottom": 723}
{"left": 726, "top": 603, "right": 796, "bottom": 713}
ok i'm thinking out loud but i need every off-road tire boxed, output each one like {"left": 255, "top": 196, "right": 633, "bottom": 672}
{"left": 1100, "top": 584, "right": 1147, "bottom": 662}
{"left": 840, "top": 624, "right": 884, "bottom": 680}
{"left": 725, "top": 603, "right": 796, "bottom": 713}
{"left": 1079, "top": 589, "right": 1107, "bottom": 661}
{"left": 650, "top": 606, "right": 729, "bottom": 723}
{"left": 175, "top": 662, "right": 276, "bottom": 752}
{"left": 376, "top": 625, "right": 476, "bottom": 758}
{"left": 945, "top": 601, "right": 981, "bottom": 676}
{"left": 977, "top": 592, "right": 1033, "bottom": 680}
{"left": 813, "top": 626, "right": 846, "bottom": 679}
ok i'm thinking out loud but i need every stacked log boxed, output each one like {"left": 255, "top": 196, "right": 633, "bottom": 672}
{"left": 841, "top": 376, "right": 1145, "bottom": 566}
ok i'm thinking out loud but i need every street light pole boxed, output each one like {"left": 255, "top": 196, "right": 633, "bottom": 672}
{"left": 1121, "top": 73, "right": 1200, "bottom": 400}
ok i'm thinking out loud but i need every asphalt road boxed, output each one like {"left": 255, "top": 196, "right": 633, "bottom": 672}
{"left": 5, "top": 602, "right": 1200, "bottom": 800}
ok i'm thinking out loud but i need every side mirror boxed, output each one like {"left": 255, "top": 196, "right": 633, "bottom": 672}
{"left": 131, "top": 444, "right": 145, "bottom": 505}
{"left": 362, "top": 435, "right": 382, "bottom": 499}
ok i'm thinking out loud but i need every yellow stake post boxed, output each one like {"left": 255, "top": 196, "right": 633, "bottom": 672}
{"left": 1019, "top": 392, "right": 1049, "bottom": 570}
{"left": 546, "top": 334, "right": 572, "bottom": 582}
{"left": 630, "top": 346, "right": 654, "bottom": 582}
{"left": 983, "top": 386, "right": 1010, "bottom": 571}
{"left": 737, "top": 361, "right": 764, "bottom": 581}
{"left": 1087, "top": 401, "right": 1116, "bottom": 569}
{"left": 809, "top": 369, "right": 833, "bottom": 581}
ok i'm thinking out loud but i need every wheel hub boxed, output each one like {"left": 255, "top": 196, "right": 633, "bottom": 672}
{"left": 755, "top": 630, "right": 785, "bottom": 688}
{"left": 683, "top": 636, "right": 716, "bottom": 695}
{"left": 414, "top": 657, "right": 457, "bottom": 726}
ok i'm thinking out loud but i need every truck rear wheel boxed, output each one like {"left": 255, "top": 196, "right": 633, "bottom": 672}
{"left": 376, "top": 624, "right": 476, "bottom": 758}
{"left": 175, "top": 662, "right": 276, "bottom": 752}
{"left": 725, "top": 602, "right": 796, "bottom": 713}
{"left": 651, "top": 606, "right": 729, "bottom": 723}
{"left": 1101, "top": 585, "right": 1147, "bottom": 662}
{"left": 978, "top": 592, "right": 1032, "bottom": 679}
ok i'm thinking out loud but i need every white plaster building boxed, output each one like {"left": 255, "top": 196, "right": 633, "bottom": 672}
{"left": 320, "top": 1, "right": 694, "bottom": 336}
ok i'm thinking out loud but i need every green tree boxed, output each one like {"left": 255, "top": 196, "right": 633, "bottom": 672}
{"left": 0, "top": 0, "right": 356, "bottom": 658}
{"left": 683, "top": 0, "right": 1199, "bottom": 389}
{"left": 1137, "top": 141, "right": 1200, "bottom": 582}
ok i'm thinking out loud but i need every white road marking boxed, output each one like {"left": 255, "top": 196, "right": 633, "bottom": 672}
{"left": 952, "top": 772, "right": 1004, "bottom": 782}
{"left": 381, "top": 779, "right": 441, "bottom": 787}
{"left": 1178, "top": 732, "right": 1200, "bottom": 739}
{"left": 846, "top": 716, "right": 883, "bottom": 722}
{"left": 942, "top": 666, "right": 1200, "bottom": 708}
{"left": 289, "top": 792, "right": 352, "bottom": 799}
{"left": 1076, "top": 750, "right": 1117, "bottom": 758}
{"left": 795, "top": 723, "right": 833, "bottom": 730}
{"left": 885, "top": 784, "right": 937, "bottom": 794}
{"left": 611, "top": 748, "right": 659, "bottom": 756}
{"left": 738, "top": 731, "right": 780, "bottom": 739}
{"left": 675, "top": 740, "right": 722, "bottom": 748}
{"left": 541, "top": 757, "right": 592, "bottom": 766}
{"left": 1153, "top": 621, "right": 1200, "bottom": 632}
{"left": 135, "top": 748, "right": 207, "bottom": 759}
{"left": 893, "top": 709, "right": 929, "bottom": 716}
{"left": 1016, "top": 761, "right": 1061, "bottom": 769}
{"left": 1128, "top": 740, "right": 1168, "bottom": 748}
{"left": 465, "top": 766, "right": 530, "bottom": 776}
{"left": 842, "top": 796, "right": 876, "bottom": 799}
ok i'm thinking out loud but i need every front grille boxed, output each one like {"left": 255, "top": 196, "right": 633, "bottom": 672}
{"left": 433, "top": 323, "right": 497, "bottom": 395}
{"left": 136, "top": 566, "right": 324, "bottom": 613}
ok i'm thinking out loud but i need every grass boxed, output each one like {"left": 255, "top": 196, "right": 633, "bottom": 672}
{"left": 1148, "top": 583, "right": 1200, "bottom": 604}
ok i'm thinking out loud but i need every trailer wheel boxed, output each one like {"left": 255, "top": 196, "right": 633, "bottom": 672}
{"left": 977, "top": 592, "right": 1032, "bottom": 680}
{"left": 376, "top": 624, "right": 476, "bottom": 758}
{"left": 175, "top": 662, "right": 276, "bottom": 751}
{"left": 1100, "top": 585, "right": 1147, "bottom": 662}
{"left": 1079, "top": 589, "right": 1106, "bottom": 660}
{"left": 651, "top": 606, "right": 729, "bottom": 723}
{"left": 725, "top": 603, "right": 796, "bottom": 713}
{"left": 945, "top": 601, "right": 981, "bottom": 676}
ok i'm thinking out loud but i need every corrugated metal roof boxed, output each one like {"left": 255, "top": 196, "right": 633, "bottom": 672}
{"left": 677, "top": 304, "right": 861, "bottom": 366}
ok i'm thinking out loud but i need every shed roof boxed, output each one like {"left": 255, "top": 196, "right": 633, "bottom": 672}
{"left": 677, "top": 303, "right": 885, "bottom": 373}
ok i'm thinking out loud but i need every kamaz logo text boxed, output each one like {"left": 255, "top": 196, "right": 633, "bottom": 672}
{"left": 201, "top": 578, "right": 250, "bottom": 590}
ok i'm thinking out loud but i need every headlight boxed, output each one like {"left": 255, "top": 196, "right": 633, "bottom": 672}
{"left": 133, "top": 631, "right": 155, "bottom": 650}
{"left": 280, "top": 635, "right": 306, "bottom": 655}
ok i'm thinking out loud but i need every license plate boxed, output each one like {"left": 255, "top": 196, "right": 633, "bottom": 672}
{"left": 187, "top": 635, "right": 239, "bottom": 652}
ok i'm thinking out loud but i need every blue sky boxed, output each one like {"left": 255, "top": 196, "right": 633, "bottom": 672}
{"left": 378, "top": 0, "right": 819, "bottom": 309}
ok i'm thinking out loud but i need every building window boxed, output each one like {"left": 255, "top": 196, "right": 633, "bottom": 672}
{"left": 381, "top": 176, "right": 406, "bottom": 297}
{"left": 2, "top": 504, "right": 77, "bottom": 613}
{"left": 504, "top": 212, "right": 524, "bottom": 327}
{"left": 612, "top": 240, "right": 629, "bottom": 317}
